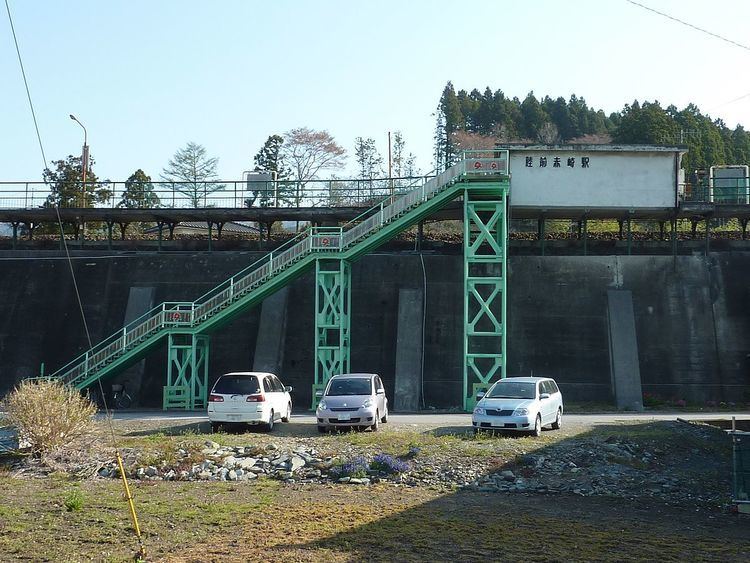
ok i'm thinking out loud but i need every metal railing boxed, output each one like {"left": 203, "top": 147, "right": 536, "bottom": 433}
{"left": 681, "top": 178, "right": 750, "bottom": 204}
{"left": 52, "top": 152, "right": 508, "bottom": 387}
{"left": 0, "top": 176, "right": 433, "bottom": 210}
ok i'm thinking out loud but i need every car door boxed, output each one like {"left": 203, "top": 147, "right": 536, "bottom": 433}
{"left": 374, "top": 375, "right": 386, "bottom": 414}
{"left": 539, "top": 381, "right": 552, "bottom": 423}
{"left": 273, "top": 376, "right": 289, "bottom": 413}
{"left": 262, "top": 376, "right": 278, "bottom": 418}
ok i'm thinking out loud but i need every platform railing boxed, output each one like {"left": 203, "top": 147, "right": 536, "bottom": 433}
{"left": 53, "top": 153, "right": 508, "bottom": 388}
{"left": 0, "top": 175, "right": 434, "bottom": 210}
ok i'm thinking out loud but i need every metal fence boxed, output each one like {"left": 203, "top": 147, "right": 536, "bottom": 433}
{"left": 681, "top": 177, "right": 750, "bottom": 204}
{"left": 0, "top": 176, "right": 432, "bottom": 210}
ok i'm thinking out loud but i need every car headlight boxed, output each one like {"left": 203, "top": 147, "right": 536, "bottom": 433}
{"left": 362, "top": 398, "right": 374, "bottom": 408}
{"left": 513, "top": 407, "right": 529, "bottom": 416}
{"left": 473, "top": 407, "right": 485, "bottom": 416}
{"left": 317, "top": 400, "right": 327, "bottom": 411}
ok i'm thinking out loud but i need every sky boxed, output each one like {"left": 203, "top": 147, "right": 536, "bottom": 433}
{"left": 2, "top": 0, "right": 749, "bottom": 183}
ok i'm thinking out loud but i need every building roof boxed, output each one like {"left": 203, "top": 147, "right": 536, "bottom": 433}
{"left": 497, "top": 143, "right": 686, "bottom": 153}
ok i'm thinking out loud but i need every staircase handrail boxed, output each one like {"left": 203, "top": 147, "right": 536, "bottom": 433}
{"left": 51, "top": 153, "right": 508, "bottom": 386}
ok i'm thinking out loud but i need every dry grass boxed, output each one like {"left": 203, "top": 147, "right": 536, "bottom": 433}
{"left": 3, "top": 379, "right": 97, "bottom": 456}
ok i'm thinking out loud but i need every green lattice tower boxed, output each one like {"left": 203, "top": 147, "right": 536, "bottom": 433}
{"left": 463, "top": 182, "right": 509, "bottom": 411}
{"left": 164, "top": 333, "right": 209, "bottom": 410}
{"left": 313, "top": 259, "right": 351, "bottom": 407}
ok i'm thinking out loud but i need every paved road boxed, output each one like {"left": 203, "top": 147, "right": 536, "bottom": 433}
{"left": 109, "top": 410, "right": 750, "bottom": 427}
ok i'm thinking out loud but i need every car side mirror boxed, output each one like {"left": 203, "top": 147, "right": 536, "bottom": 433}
{"left": 285, "top": 386, "right": 293, "bottom": 393}
{"left": 540, "top": 393, "right": 550, "bottom": 400}
{"left": 315, "top": 390, "right": 323, "bottom": 398}
{"left": 476, "top": 391, "right": 485, "bottom": 401}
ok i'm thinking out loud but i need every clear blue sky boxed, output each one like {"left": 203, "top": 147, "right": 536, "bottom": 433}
{"left": 2, "top": 0, "right": 749, "bottom": 182}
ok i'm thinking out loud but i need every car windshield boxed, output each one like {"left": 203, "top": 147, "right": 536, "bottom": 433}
{"left": 486, "top": 381, "right": 536, "bottom": 400}
{"left": 326, "top": 378, "right": 372, "bottom": 396}
{"left": 213, "top": 376, "right": 261, "bottom": 395}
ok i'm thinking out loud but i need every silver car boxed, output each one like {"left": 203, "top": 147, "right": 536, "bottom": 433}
{"left": 472, "top": 377, "right": 563, "bottom": 436}
{"left": 315, "top": 373, "right": 389, "bottom": 433}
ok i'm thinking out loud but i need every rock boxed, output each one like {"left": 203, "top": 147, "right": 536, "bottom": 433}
{"left": 98, "top": 467, "right": 111, "bottom": 478}
{"left": 222, "top": 456, "right": 238, "bottom": 469}
{"left": 349, "top": 478, "right": 363, "bottom": 485}
{"left": 164, "top": 470, "right": 176, "bottom": 481}
{"left": 218, "top": 468, "right": 229, "bottom": 481}
{"left": 245, "top": 471, "right": 258, "bottom": 480}
{"left": 289, "top": 456, "right": 306, "bottom": 472}
{"left": 338, "top": 477, "right": 351, "bottom": 483}
{"left": 201, "top": 447, "right": 218, "bottom": 455}
{"left": 228, "top": 470, "right": 238, "bottom": 481}
{"left": 308, "top": 469, "right": 322, "bottom": 478}
{"left": 272, "top": 455, "right": 290, "bottom": 466}
{"left": 249, "top": 466, "right": 265, "bottom": 474}
{"left": 501, "top": 470, "right": 516, "bottom": 482}
{"left": 238, "top": 458, "right": 257, "bottom": 470}
{"left": 197, "top": 470, "right": 212, "bottom": 480}
{"left": 144, "top": 466, "right": 158, "bottom": 477}
{"left": 204, "top": 440, "right": 220, "bottom": 449}
{"left": 266, "top": 443, "right": 278, "bottom": 451}
{"left": 179, "top": 470, "right": 190, "bottom": 480}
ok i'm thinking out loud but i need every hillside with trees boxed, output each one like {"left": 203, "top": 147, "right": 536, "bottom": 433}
{"left": 434, "top": 82, "right": 750, "bottom": 179}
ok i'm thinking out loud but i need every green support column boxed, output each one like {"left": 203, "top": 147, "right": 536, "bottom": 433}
{"left": 705, "top": 216, "right": 711, "bottom": 255}
{"left": 582, "top": 216, "right": 588, "bottom": 256}
{"left": 164, "top": 332, "right": 210, "bottom": 410}
{"left": 312, "top": 258, "right": 351, "bottom": 408}
{"left": 538, "top": 216, "right": 546, "bottom": 256}
{"left": 463, "top": 183, "right": 509, "bottom": 411}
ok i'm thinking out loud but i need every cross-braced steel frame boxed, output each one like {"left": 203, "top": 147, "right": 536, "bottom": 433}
{"left": 312, "top": 258, "right": 351, "bottom": 407}
{"left": 463, "top": 185, "right": 509, "bottom": 410}
{"left": 164, "top": 333, "right": 209, "bottom": 409}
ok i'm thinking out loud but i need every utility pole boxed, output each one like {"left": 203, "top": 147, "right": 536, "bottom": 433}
{"left": 388, "top": 131, "right": 393, "bottom": 196}
{"left": 70, "top": 114, "right": 89, "bottom": 207}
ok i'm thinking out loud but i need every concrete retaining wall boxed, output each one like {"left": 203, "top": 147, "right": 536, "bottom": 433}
{"left": 0, "top": 251, "right": 747, "bottom": 409}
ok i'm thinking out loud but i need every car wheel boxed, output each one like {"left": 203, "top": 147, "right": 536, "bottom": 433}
{"left": 551, "top": 408, "right": 562, "bottom": 430}
{"left": 371, "top": 411, "right": 380, "bottom": 432}
{"left": 317, "top": 425, "right": 327, "bottom": 434}
{"left": 281, "top": 403, "right": 292, "bottom": 423}
{"left": 264, "top": 410, "right": 275, "bottom": 432}
{"left": 531, "top": 414, "right": 542, "bottom": 437}
{"left": 381, "top": 407, "right": 388, "bottom": 424}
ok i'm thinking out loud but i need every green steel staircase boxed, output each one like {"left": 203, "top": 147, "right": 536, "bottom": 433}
{"left": 48, "top": 151, "right": 509, "bottom": 410}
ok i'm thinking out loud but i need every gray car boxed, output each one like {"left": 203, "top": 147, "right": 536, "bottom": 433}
{"left": 315, "top": 373, "right": 389, "bottom": 433}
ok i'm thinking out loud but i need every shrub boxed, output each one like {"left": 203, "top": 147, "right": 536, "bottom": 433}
{"left": 330, "top": 456, "right": 369, "bottom": 479}
{"left": 3, "top": 379, "right": 97, "bottom": 456}
{"left": 63, "top": 489, "right": 85, "bottom": 512}
{"left": 370, "top": 453, "right": 410, "bottom": 474}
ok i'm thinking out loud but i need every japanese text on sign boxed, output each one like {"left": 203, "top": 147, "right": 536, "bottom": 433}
{"left": 525, "top": 156, "right": 590, "bottom": 168}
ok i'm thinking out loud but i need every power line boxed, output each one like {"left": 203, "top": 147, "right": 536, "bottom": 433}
{"left": 625, "top": 0, "right": 750, "bottom": 52}
{"left": 4, "top": 2, "right": 146, "bottom": 558}
{"left": 709, "top": 91, "right": 750, "bottom": 112}
{"left": 4, "top": 0, "right": 48, "bottom": 172}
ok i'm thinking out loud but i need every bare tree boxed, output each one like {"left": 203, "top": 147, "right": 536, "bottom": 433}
{"left": 281, "top": 128, "right": 346, "bottom": 207}
{"left": 161, "top": 142, "right": 225, "bottom": 207}
{"left": 451, "top": 130, "right": 496, "bottom": 154}
{"left": 537, "top": 121, "right": 561, "bottom": 144}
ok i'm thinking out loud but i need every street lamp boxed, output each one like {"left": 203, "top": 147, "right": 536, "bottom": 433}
{"left": 69, "top": 114, "right": 88, "bottom": 207}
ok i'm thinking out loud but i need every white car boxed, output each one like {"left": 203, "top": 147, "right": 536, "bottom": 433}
{"left": 472, "top": 377, "right": 563, "bottom": 436}
{"left": 207, "top": 372, "right": 292, "bottom": 432}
